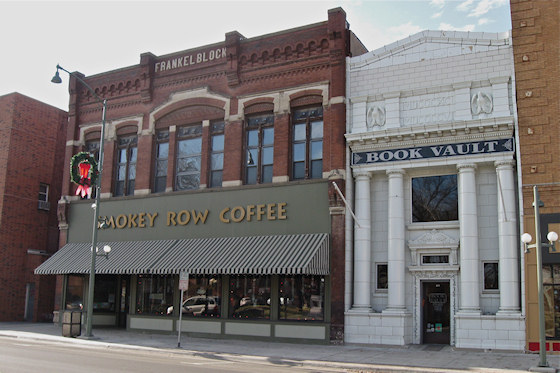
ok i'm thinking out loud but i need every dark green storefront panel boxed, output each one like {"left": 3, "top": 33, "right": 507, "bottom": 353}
{"left": 67, "top": 182, "right": 330, "bottom": 243}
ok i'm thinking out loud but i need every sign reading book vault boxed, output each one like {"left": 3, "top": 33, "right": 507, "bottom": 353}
{"left": 352, "top": 138, "right": 514, "bottom": 165}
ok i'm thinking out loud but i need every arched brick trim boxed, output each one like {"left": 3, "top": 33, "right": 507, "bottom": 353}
{"left": 290, "top": 94, "right": 323, "bottom": 108}
{"left": 84, "top": 129, "right": 101, "bottom": 141}
{"left": 289, "top": 89, "right": 324, "bottom": 103}
{"left": 243, "top": 98, "right": 274, "bottom": 115}
{"left": 153, "top": 97, "right": 226, "bottom": 122}
{"left": 156, "top": 105, "right": 225, "bottom": 128}
{"left": 115, "top": 123, "right": 139, "bottom": 136}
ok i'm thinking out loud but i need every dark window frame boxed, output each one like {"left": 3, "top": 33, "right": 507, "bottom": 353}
{"left": 175, "top": 124, "right": 203, "bottom": 191}
{"left": 114, "top": 135, "right": 138, "bottom": 197}
{"left": 291, "top": 106, "right": 323, "bottom": 180}
{"left": 209, "top": 122, "right": 225, "bottom": 188}
{"left": 153, "top": 130, "right": 169, "bottom": 193}
{"left": 483, "top": 262, "right": 499, "bottom": 291}
{"left": 244, "top": 113, "right": 274, "bottom": 185}
{"left": 376, "top": 263, "right": 388, "bottom": 290}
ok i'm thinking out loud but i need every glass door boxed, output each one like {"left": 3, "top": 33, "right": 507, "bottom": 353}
{"left": 422, "top": 281, "right": 450, "bottom": 344}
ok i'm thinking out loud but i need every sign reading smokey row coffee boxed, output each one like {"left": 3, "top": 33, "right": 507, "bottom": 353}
{"left": 67, "top": 182, "right": 329, "bottom": 243}
{"left": 352, "top": 138, "right": 514, "bottom": 165}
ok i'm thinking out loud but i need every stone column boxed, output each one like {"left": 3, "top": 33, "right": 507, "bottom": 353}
{"left": 495, "top": 160, "right": 520, "bottom": 312}
{"left": 353, "top": 170, "right": 372, "bottom": 310}
{"left": 386, "top": 169, "right": 406, "bottom": 311}
{"left": 457, "top": 163, "right": 480, "bottom": 312}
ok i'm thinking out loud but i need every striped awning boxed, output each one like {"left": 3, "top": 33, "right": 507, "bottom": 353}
{"left": 34, "top": 233, "right": 330, "bottom": 276}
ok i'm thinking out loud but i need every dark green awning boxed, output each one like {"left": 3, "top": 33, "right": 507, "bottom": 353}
{"left": 34, "top": 233, "right": 329, "bottom": 276}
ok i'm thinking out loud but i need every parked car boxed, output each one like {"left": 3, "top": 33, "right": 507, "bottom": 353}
{"left": 166, "top": 296, "right": 220, "bottom": 316}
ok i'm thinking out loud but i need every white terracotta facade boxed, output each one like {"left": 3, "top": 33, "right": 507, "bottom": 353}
{"left": 344, "top": 31, "right": 524, "bottom": 350}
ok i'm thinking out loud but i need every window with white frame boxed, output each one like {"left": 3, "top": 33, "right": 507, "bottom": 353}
{"left": 376, "top": 263, "right": 388, "bottom": 290}
{"left": 483, "top": 262, "right": 499, "bottom": 290}
{"left": 38, "top": 183, "right": 50, "bottom": 210}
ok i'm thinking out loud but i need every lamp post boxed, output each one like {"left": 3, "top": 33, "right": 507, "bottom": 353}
{"left": 52, "top": 64, "right": 109, "bottom": 338}
{"left": 521, "top": 185, "right": 558, "bottom": 368}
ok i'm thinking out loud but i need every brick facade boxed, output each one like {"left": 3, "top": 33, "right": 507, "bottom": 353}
{"left": 51, "top": 8, "right": 367, "bottom": 342}
{"left": 511, "top": 0, "right": 560, "bottom": 352}
{"left": 0, "top": 92, "right": 67, "bottom": 321}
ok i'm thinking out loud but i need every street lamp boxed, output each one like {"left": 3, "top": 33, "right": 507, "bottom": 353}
{"left": 521, "top": 185, "right": 558, "bottom": 368}
{"left": 52, "top": 64, "right": 108, "bottom": 338}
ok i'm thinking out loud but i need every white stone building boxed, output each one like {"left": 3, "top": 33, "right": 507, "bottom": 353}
{"left": 344, "top": 30, "right": 524, "bottom": 350}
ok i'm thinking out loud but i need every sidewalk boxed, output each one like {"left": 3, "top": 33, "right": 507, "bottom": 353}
{"left": 0, "top": 322, "right": 558, "bottom": 373}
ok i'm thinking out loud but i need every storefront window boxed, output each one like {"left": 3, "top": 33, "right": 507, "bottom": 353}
{"left": 229, "top": 275, "right": 270, "bottom": 319}
{"left": 93, "top": 275, "right": 118, "bottom": 312}
{"left": 279, "top": 275, "right": 324, "bottom": 321}
{"left": 136, "top": 275, "right": 174, "bottom": 315}
{"left": 65, "top": 275, "right": 84, "bottom": 310}
{"left": 543, "top": 265, "right": 560, "bottom": 338}
{"left": 172, "top": 275, "right": 221, "bottom": 318}
{"left": 412, "top": 175, "right": 458, "bottom": 222}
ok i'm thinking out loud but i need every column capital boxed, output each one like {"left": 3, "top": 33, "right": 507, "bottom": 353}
{"left": 494, "top": 159, "right": 515, "bottom": 169}
{"left": 353, "top": 170, "right": 371, "bottom": 179}
{"left": 457, "top": 163, "right": 477, "bottom": 172}
{"left": 386, "top": 168, "right": 406, "bottom": 177}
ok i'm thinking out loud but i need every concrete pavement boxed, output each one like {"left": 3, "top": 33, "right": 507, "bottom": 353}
{"left": 0, "top": 322, "right": 558, "bottom": 373}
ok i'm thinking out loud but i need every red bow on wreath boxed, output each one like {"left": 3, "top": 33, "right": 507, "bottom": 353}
{"left": 70, "top": 152, "right": 98, "bottom": 199}
{"left": 75, "top": 162, "right": 92, "bottom": 198}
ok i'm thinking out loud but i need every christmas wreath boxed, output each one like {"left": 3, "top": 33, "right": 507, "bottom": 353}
{"left": 70, "top": 152, "right": 98, "bottom": 198}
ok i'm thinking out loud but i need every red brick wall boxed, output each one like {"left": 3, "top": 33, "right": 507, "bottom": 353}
{"left": 57, "top": 7, "right": 363, "bottom": 341}
{"left": 0, "top": 92, "right": 67, "bottom": 321}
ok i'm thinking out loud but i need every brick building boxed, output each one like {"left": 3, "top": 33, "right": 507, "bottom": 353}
{"left": 0, "top": 92, "right": 67, "bottom": 322}
{"left": 510, "top": 0, "right": 560, "bottom": 352}
{"left": 345, "top": 30, "right": 522, "bottom": 349}
{"left": 36, "top": 8, "right": 367, "bottom": 343}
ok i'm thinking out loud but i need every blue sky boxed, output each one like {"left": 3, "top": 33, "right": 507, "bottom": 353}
{"left": 0, "top": 0, "right": 511, "bottom": 111}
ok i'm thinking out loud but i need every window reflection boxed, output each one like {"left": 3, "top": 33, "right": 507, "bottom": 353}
{"left": 229, "top": 275, "right": 270, "bottom": 319}
{"left": 65, "top": 275, "right": 84, "bottom": 310}
{"left": 278, "top": 275, "right": 324, "bottom": 321}
{"left": 93, "top": 275, "right": 117, "bottom": 312}
{"left": 169, "top": 275, "right": 221, "bottom": 318}
{"left": 412, "top": 175, "right": 458, "bottom": 222}
{"left": 136, "top": 275, "right": 174, "bottom": 315}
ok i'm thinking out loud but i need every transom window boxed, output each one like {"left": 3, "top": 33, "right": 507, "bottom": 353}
{"left": 153, "top": 130, "right": 169, "bottom": 193}
{"left": 176, "top": 124, "right": 202, "bottom": 191}
{"left": 114, "top": 135, "right": 137, "bottom": 197}
{"left": 210, "top": 122, "right": 225, "bottom": 188}
{"left": 245, "top": 114, "right": 274, "bottom": 185}
{"left": 292, "top": 106, "right": 323, "bottom": 180}
{"left": 412, "top": 175, "right": 458, "bottom": 222}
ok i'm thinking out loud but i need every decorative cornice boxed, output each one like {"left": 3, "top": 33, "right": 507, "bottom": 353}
{"left": 408, "top": 229, "right": 459, "bottom": 249}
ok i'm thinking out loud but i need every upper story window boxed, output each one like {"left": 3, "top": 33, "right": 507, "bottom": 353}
{"left": 85, "top": 140, "right": 100, "bottom": 199}
{"left": 245, "top": 113, "right": 274, "bottom": 185}
{"left": 114, "top": 135, "right": 137, "bottom": 197}
{"left": 85, "top": 140, "right": 100, "bottom": 163}
{"left": 210, "top": 122, "right": 225, "bottom": 188}
{"left": 153, "top": 130, "right": 169, "bottom": 193}
{"left": 38, "top": 183, "right": 50, "bottom": 210}
{"left": 412, "top": 174, "right": 458, "bottom": 223}
{"left": 292, "top": 106, "right": 323, "bottom": 180}
{"left": 176, "top": 124, "right": 202, "bottom": 191}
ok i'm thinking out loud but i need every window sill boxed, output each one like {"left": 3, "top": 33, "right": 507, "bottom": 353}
{"left": 407, "top": 221, "right": 460, "bottom": 231}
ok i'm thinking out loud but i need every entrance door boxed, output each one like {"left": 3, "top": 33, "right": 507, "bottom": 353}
{"left": 422, "top": 281, "right": 450, "bottom": 344}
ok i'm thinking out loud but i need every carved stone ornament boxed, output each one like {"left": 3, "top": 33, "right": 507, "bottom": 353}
{"left": 471, "top": 91, "right": 493, "bottom": 115}
{"left": 408, "top": 229, "right": 459, "bottom": 265}
{"left": 366, "top": 105, "right": 386, "bottom": 127}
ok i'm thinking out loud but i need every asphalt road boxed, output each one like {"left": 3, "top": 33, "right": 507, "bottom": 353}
{"left": 0, "top": 337, "right": 346, "bottom": 373}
